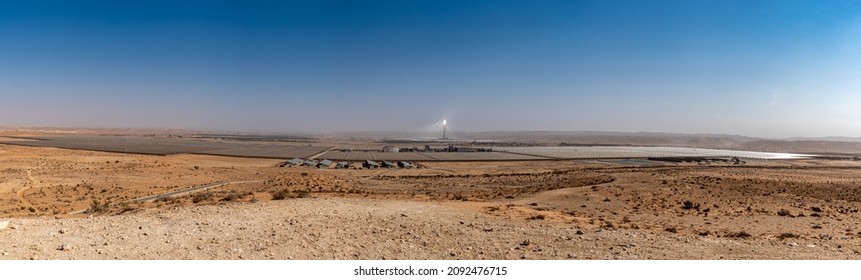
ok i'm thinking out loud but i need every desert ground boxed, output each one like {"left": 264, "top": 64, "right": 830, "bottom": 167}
{"left": 2, "top": 132, "right": 861, "bottom": 260}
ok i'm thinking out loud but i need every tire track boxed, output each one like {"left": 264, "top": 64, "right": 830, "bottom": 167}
{"left": 15, "top": 169, "right": 35, "bottom": 209}
{"left": 67, "top": 179, "right": 262, "bottom": 214}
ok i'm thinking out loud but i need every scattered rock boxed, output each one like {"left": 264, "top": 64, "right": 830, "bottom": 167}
{"left": 59, "top": 228, "right": 67, "bottom": 234}
{"left": 57, "top": 244, "right": 72, "bottom": 251}
{"left": 520, "top": 239, "right": 532, "bottom": 246}
{"left": 0, "top": 221, "right": 8, "bottom": 230}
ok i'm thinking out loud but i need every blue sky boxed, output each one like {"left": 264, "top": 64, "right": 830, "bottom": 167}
{"left": 1, "top": 0, "right": 860, "bottom": 138}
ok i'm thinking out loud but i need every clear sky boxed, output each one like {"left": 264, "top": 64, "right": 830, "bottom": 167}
{"left": 1, "top": 0, "right": 860, "bottom": 138}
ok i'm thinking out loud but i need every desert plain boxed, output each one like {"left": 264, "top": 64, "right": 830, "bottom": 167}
{"left": 1, "top": 131, "right": 861, "bottom": 260}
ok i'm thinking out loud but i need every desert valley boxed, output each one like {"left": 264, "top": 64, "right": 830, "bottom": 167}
{"left": 1, "top": 129, "right": 860, "bottom": 260}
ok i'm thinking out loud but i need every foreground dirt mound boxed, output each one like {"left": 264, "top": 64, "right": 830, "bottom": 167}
{"left": 0, "top": 198, "right": 857, "bottom": 260}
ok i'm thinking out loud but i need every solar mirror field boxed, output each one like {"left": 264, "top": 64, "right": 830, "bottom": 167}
{"left": 0, "top": 136, "right": 815, "bottom": 161}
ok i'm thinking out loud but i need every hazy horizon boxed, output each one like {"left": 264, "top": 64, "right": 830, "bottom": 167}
{"left": 2, "top": 1, "right": 860, "bottom": 138}
{"left": 5, "top": 125, "right": 861, "bottom": 142}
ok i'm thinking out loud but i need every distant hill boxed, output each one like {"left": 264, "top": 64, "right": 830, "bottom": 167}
{"left": 784, "top": 137, "right": 861, "bottom": 143}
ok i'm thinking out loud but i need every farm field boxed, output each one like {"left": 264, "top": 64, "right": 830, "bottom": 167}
{"left": 0, "top": 136, "right": 333, "bottom": 159}
{"left": 198, "top": 145, "right": 333, "bottom": 159}
{"left": 0, "top": 135, "right": 230, "bottom": 155}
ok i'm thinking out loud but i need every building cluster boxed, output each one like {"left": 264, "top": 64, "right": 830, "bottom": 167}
{"left": 361, "top": 160, "right": 413, "bottom": 169}
{"left": 278, "top": 158, "right": 415, "bottom": 169}
{"left": 381, "top": 145, "right": 493, "bottom": 153}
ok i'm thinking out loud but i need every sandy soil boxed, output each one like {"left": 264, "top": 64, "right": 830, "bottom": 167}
{"left": 2, "top": 140, "right": 861, "bottom": 260}
{"left": 1, "top": 198, "right": 858, "bottom": 260}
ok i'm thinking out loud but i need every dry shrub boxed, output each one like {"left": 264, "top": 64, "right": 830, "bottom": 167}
{"left": 87, "top": 198, "right": 110, "bottom": 214}
{"left": 221, "top": 192, "right": 245, "bottom": 202}
{"left": 779, "top": 233, "right": 799, "bottom": 239}
{"left": 271, "top": 189, "right": 289, "bottom": 200}
{"left": 681, "top": 200, "right": 700, "bottom": 210}
{"left": 526, "top": 214, "right": 546, "bottom": 220}
{"left": 272, "top": 189, "right": 309, "bottom": 200}
{"left": 295, "top": 189, "right": 310, "bottom": 198}
{"left": 726, "top": 231, "right": 752, "bottom": 238}
{"left": 192, "top": 192, "right": 213, "bottom": 203}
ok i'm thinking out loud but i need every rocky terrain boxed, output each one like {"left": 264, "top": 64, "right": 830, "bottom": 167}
{"left": 2, "top": 133, "right": 861, "bottom": 260}
{"left": 1, "top": 197, "right": 858, "bottom": 260}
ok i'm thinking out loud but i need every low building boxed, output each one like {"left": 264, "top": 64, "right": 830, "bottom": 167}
{"left": 302, "top": 160, "right": 319, "bottom": 167}
{"left": 318, "top": 159, "right": 333, "bottom": 168}
{"left": 382, "top": 146, "right": 399, "bottom": 153}
{"left": 398, "top": 161, "right": 413, "bottom": 168}
{"left": 279, "top": 158, "right": 303, "bottom": 167}
{"left": 453, "top": 146, "right": 476, "bottom": 152}
{"left": 363, "top": 160, "right": 379, "bottom": 169}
